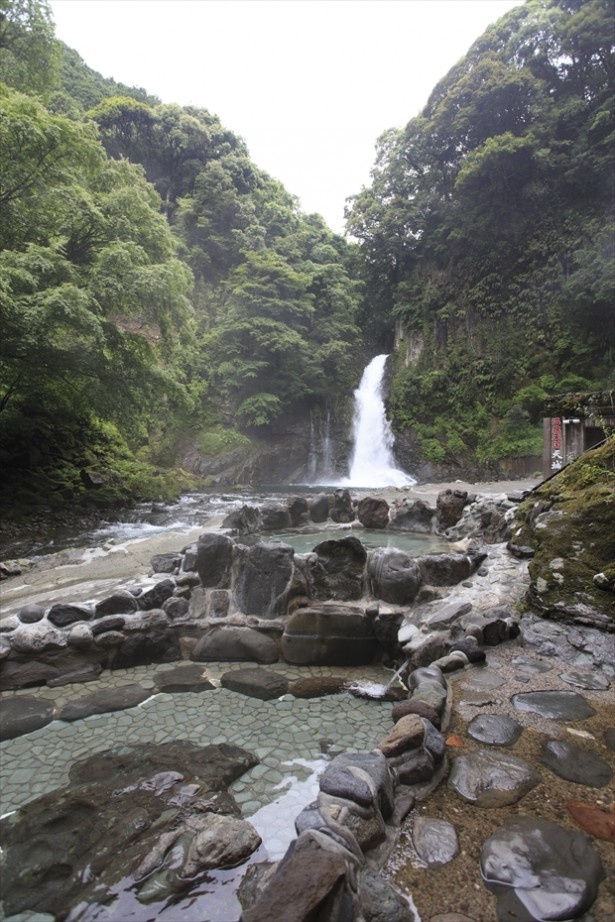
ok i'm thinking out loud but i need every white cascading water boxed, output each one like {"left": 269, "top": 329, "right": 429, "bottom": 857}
{"left": 345, "top": 354, "right": 416, "bottom": 488}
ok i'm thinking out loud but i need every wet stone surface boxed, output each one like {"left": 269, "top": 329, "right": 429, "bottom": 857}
{"left": 411, "top": 816, "right": 459, "bottom": 868}
{"left": 480, "top": 816, "right": 604, "bottom": 922}
{"left": 538, "top": 739, "right": 613, "bottom": 788}
{"left": 466, "top": 713, "right": 523, "bottom": 746}
{"left": 559, "top": 669, "right": 611, "bottom": 691}
{"left": 448, "top": 749, "right": 540, "bottom": 807}
{"left": 512, "top": 689, "right": 597, "bottom": 720}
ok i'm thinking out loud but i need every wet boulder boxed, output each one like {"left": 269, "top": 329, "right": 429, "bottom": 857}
{"left": 480, "top": 816, "right": 603, "bottom": 921}
{"left": 288, "top": 496, "right": 309, "bottom": 526}
{"left": 309, "top": 536, "right": 367, "bottom": 601}
{"left": 95, "top": 590, "right": 139, "bottom": 617}
{"left": 389, "top": 499, "right": 435, "bottom": 533}
{"left": 281, "top": 603, "right": 377, "bottom": 666}
{"left": 330, "top": 489, "right": 354, "bottom": 523}
{"left": 417, "top": 552, "right": 486, "bottom": 587}
{"left": 222, "top": 504, "right": 262, "bottom": 535}
{"left": 195, "top": 533, "right": 235, "bottom": 588}
{"left": 138, "top": 579, "right": 175, "bottom": 611}
{"left": 357, "top": 496, "right": 390, "bottom": 529}
{"left": 435, "top": 489, "right": 468, "bottom": 530}
{"left": 309, "top": 493, "right": 330, "bottom": 523}
{"left": 232, "top": 542, "right": 295, "bottom": 617}
{"left": 260, "top": 503, "right": 292, "bottom": 530}
{"left": 192, "top": 625, "right": 279, "bottom": 664}
{"left": 368, "top": 548, "right": 422, "bottom": 605}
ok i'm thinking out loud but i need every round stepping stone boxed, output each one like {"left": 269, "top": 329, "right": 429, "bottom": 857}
{"left": 449, "top": 750, "right": 539, "bottom": 807}
{"left": 512, "top": 690, "right": 596, "bottom": 720}
{"left": 0, "top": 696, "right": 55, "bottom": 740}
{"left": 559, "top": 669, "right": 610, "bottom": 691}
{"left": 480, "top": 816, "right": 604, "bottom": 921}
{"left": 538, "top": 740, "right": 613, "bottom": 787}
{"left": 605, "top": 728, "right": 615, "bottom": 750}
{"left": 412, "top": 816, "right": 458, "bottom": 867}
{"left": 567, "top": 801, "right": 615, "bottom": 843}
{"left": 467, "top": 714, "right": 523, "bottom": 747}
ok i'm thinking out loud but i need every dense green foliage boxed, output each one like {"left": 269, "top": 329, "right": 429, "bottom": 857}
{"left": 347, "top": 0, "right": 614, "bottom": 464}
{"left": 0, "top": 0, "right": 361, "bottom": 509}
{"left": 1, "top": 0, "right": 612, "bottom": 512}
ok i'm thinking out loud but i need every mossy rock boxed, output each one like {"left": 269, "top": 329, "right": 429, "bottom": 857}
{"left": 514, "top": 438, "right": 615, "bottom": 630}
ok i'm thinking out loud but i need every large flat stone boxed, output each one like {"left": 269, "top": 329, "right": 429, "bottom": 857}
{"left": 220, "top": 667, "right": 288, "bottom": 700}
{"left": 0, "top": 696, "right": 55, "bottom": 740}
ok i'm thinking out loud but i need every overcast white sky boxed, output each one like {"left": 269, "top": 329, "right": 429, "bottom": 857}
{"left": 50, "top": 0, "right": 524, "bottom": 233}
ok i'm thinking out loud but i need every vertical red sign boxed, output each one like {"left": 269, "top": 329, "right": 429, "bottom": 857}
{"left": 551, "top": 417, "right": 563, "bottom": 470}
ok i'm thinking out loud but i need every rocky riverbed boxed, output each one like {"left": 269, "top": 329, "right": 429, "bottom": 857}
{"left": 0, "top": 475, "right": 613, "bottom": 921}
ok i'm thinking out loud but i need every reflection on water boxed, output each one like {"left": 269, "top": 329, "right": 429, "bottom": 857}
{"left": 264, "top": 528, "right": 449, "bottom": 556}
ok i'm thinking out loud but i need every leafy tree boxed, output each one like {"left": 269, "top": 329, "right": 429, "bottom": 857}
{"left": 0, "top": 0, "right": 59, "bottom": 94}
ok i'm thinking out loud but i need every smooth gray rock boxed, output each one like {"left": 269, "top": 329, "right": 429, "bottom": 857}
{"left": 467, "top": 714, "right": 523, "bottom": 747}
{"left": 192, "top": 625, "right": 279, "bottom": 664}
{"left": 480, "top": 816, "right": 604, "bottom": 921}
{"left": 559, "top": 669, "right": 610, "bottom": 691}
{"left": 320, "top": 761, "right": 377, "bottom": 810}
{"left": 538, "top": 739, "right": 613, "bottom": 787}
{"left": 17, "top": 603, "right": 46, "bottom": 624}
{"left": 0, "top": 696, "right": 55, "bottom": 740}
{"left": 95, "top": 590, "right": 139, "bottom": 617}
{"left": 47, "top": 604, "right": 93, "bottom": 627}
{"left": 368, "top": 547, "right": 422, "bottom": 605}
{"left": 512, "top": 690, "right": 596, "bottom": 720}
{"left": 449, "top": 750, "right": 540, "bottom": 807}
{"left": 220, "top": 667, "right": 288, "bottom": 700}
{"left": 331, "top": 751, "right": 395, "bottom": 820}
{"left": 412, "top": 816, "right": 458, "bottom": 867}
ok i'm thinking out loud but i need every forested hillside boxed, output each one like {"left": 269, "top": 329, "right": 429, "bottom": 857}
{"left": 348, "top": 0, "right": 613, "bottom": 473}
{"left": 0, "top": 0, "right": 362, "bottom": 510}
{"left": 0, "top": 0, "right": 613, "bottom": 513}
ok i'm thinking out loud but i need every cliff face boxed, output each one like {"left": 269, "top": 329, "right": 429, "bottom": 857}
{"left": 513, "top": 438, "right": 615, "bottom": 632}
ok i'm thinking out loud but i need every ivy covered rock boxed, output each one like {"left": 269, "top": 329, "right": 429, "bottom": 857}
{"left": 513, "top": 440, "right": 615, "bottom": 631}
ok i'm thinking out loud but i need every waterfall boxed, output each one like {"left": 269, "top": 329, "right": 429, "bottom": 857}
{"left": 345, "top": 354, "right": 415, "bottom": 488}
{"left": 307, "top": 407, "right": 336, "bottom": 483}
{"left": 321, "top": 408, "right": 333, "bottom": 478}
